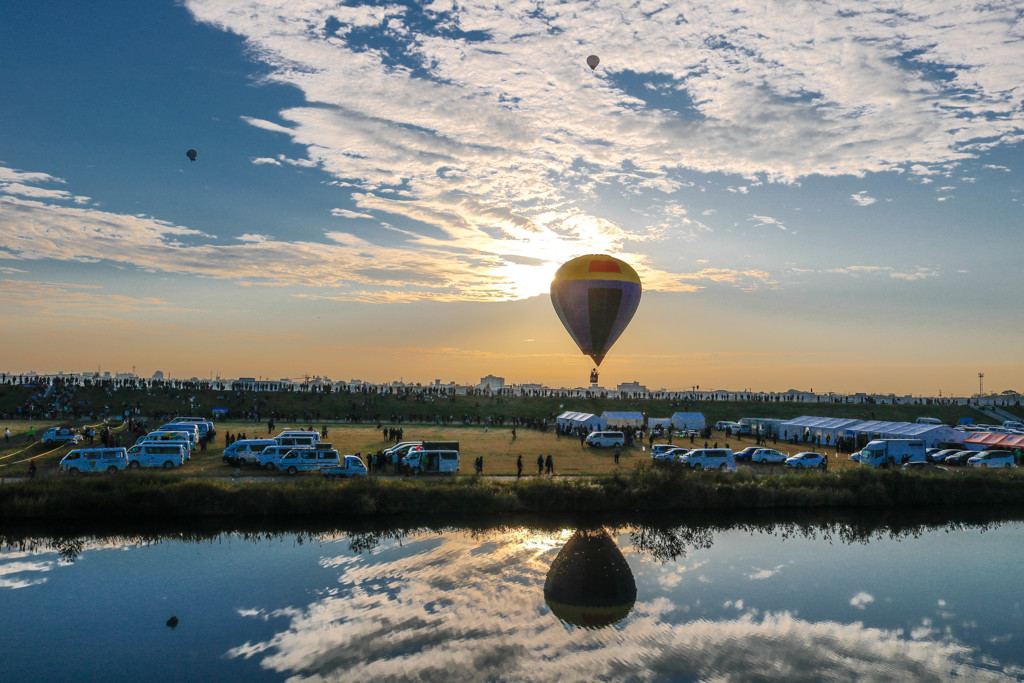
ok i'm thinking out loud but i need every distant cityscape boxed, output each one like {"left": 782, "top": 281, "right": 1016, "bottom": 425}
{"left": 2, "top": 370, "right": 1020, "bottom": 406}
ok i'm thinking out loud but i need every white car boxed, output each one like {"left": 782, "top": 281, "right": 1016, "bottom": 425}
{"left": 679, "top": 448, "right": 736, "bottom": 471}
{"left": 751, "top": 449, "right": 788, "bottom": 464}
{"left": 651, "top": 445, "right": 685, "bottom": 461}
{"left": 967, "top": 451, "right": 1016, "bottom": 468}
{"left": 785, "top": 452, "right": 825, "bottom": 469}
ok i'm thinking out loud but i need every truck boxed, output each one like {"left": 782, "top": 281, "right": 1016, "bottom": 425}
{"left": 402, "top": 449, "right": 460, "bottom": 475}
{"left": 857, "top": 439, "right": 927, "bottom": 468}
{"left": 42, "top": 426, "right": 81, "bottom": 445}
{"left": 321, "top": 455, "right": 369, "bottom": 480}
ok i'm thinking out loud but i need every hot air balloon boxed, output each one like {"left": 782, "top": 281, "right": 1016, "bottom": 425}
{"left": 186, "top": 149, "right": 197, "bottom": 162}
{"left": 550, "top": 254, "right": 641, "bottom": 381}
{"left": 544, "top": 528, "right": 637, "bottom": 629}
{"left": 586, "top": 55, "right": 600, "bottom": 70}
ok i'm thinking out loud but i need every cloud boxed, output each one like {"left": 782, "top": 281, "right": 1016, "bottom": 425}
{"left": 851, "top": 191, "right": 877, "bottom": 206}
{"left": 251, "top": 157, "right": 282, "bottom": 166}
{"left": 749, "top": 215, "right": 787, "bottom": 231}
{"left": 850, "top": 592, "right": 875, "bottom": 609}
{"left": 330, "top": 208, "right": 374, "bottom": 219}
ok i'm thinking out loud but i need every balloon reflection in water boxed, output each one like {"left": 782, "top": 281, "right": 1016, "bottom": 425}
{"left": 544, "top": 528, "right": 637, "bottom": 629}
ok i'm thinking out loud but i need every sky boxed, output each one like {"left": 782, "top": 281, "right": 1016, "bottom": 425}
{"left": 1, "top": 0, "right": 1022, "bottom": 395}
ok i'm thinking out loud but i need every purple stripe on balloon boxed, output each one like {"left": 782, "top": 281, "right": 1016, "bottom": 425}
{"left": 551, "top": 279, "right": 641, "bottom": 365}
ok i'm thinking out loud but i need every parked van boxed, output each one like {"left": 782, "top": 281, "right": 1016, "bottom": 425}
{"left": 149, "top": 427, "right": 197, "bottom": 449}
{"left": 679, "top": 448, "right": 736, "bottom": 471}
{"left": 274, "top": 431, "right": 320, "bottom": 449}
{"left": 126, "top": 443, "right": 186, "bottom": 469}
{"left": 170, "top": 417, "right": 215, "bottom": 436}
{"left": 223, "top": 439, "right": 276, "bottom": 466}
{"left": 915, "top": 417, "right": 943, "bottom": 425}
{"left": 858, "top": 439, "right": 927, "bottom": 468}
{"left": 403, "top": 449, "right": 459, "bottom": 475}
{"left": 138, "top": 431, "right": 193, "bottom": 458}
{"left": 278, "top": 448, "right": 341, "bottom": 474}
{"left": 60, "top": 448, "right": 128, "bottom": 474}
{"left": 585, "top": 431, "right": 625, "bottom": 448}
{"left": 257, "top": 444, "right": 314, "bottom": 470}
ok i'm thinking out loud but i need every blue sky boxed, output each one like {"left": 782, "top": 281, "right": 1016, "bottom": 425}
{"left": 1, "top": 0, "right": 1022, "bottom": 394}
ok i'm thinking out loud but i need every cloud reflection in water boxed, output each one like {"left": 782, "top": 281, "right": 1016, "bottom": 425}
{"left": 225, "top": 529, "right": 1020, "bottom": 682}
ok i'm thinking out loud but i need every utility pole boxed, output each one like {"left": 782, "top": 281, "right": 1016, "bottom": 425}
{"left": 979, "top": 372, "right": 984, "bottom": 396}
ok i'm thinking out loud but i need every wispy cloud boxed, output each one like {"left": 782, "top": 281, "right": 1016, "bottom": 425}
{"left": 851, "top": 191, "right": 876, "bottom": 206}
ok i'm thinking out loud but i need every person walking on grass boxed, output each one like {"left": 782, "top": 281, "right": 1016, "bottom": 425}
{"left": 28, "top": 459, "right": 36, "bottom": 478}
{"left": 614, "top": 444, "right": 620, "bottom": 465}
{"left": 27, "top": 427, "right": 35, "bottom": 442}
{"left": 516, "top": 455, "right": 523, "bottom": 479}
{"left": 545, "top": 454, "right": 554, "bottom": 476}
{"left": 537, "top": 454, "right": 544, "bottom": 476}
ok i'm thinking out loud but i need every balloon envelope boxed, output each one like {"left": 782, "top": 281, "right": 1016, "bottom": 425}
{"left": 586, "top": 55, "right": 600, "bottom": 70}
{"left": 550, "top": 254, "right": 641, "bottom": 366}
{"left": 544, "top": 528, "right": 636, "bottom": 629}
{"left": 186, "top": 149, "right": 197, "bottom": 162}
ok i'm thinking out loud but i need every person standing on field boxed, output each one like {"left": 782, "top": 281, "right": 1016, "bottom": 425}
{"left": 537, "top": 454, "right": 544, "bottom": 475}
{"left": 516, "top": 455, "right": 523, "bottom": 479}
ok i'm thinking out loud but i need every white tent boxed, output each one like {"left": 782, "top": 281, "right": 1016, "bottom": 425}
{"left": 847, "top": 421, "right": 964, "bottom": 448}
{"left": 556, "top": 411, "right": 604, "bottom": 432}
{"left": 601, "top": 411, "right": 644, "bottom": 429}
{"left": 779, "top": 416, "right": 865, "bottom": 444}
{"left": 671, "top": 412, "right": 706, "bottom": 431}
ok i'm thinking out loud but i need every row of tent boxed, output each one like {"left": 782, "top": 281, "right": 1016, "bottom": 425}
{"left": 556, "top": 411, "right": 706, "bottom": 432}
{"left": 770, "top": 416, "right": 965, "bottom": 448}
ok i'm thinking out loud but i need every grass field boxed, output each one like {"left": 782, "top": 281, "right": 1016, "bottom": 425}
{"left": 0, "top": 419, "right": 858, "bottom": 478}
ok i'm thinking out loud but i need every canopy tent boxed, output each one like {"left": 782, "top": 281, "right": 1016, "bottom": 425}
{"left": 964, "top": 432, "right": 1024, "bottom": 451}
{"left": 845, "top": 421, "right": 963, "bottom": 448}
{"left": 601, "top": 411, "right": 644, "bottom": 429}
{"left": 556, "top": 411, "right": 604, "bottom": 432}
{"left": 779, "top": 416, "right": 864, "bottom": 444}
{"left": 670, "top": 412, "right": 705, "bottom": 431}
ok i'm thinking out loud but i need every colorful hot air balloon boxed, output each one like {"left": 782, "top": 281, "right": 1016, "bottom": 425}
{"left": 544, "top": 528, "right": 637, "bottom": 629}
{"left": 586, "top": 55, "right": 600, "bottom": 70}
{"left": 186, "top": 149, "right": 197, "bottom": 162}
{"left": 550, "top": 254, "right": 642, "bottom": 369}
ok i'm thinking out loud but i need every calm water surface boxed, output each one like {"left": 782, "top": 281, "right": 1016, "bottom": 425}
{"left": 2, "top": 516, "right": 1023, "bottom": 681}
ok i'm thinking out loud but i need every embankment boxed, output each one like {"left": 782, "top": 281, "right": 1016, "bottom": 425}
{"left": 2, "top": 466, "right": 1024, "bottom": 521}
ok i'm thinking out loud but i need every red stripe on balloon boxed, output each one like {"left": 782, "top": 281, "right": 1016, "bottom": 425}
{"left": 588, "top": 260, "right": 622, "bottom": 273}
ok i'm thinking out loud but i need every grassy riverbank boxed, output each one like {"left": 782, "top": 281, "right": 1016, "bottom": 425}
{"left": 3, "top": 466, "right": 1023, "bottom": 521}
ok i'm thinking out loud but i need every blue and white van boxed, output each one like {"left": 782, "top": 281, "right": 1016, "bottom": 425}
{"left": 60, "top": 448, "right": 128, "bottom": 474}
{"left": 278, "top": 448, "right": 341, "bottom": 474}
{"left": 126, "top": 443, "right": 186, "bottom": 469}
{"left": 138, "top": 431, "right": 193, "bottom": 459}
{"left": 257, "top": 444, "right": 315, "bottom": 470}
{"left": 223, "top": 439, "right": 276, "bottom": 466}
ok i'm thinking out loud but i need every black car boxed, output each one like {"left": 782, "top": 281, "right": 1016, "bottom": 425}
{"left": 942, "top": 450, "right": 975, "bottom": 466}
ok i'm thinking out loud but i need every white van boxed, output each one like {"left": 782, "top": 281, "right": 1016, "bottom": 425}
{"left": 126, "top": 443, "right": 186, "bottom": 469}
{"left": 679, "top": 448, "right": 736, "bottom": 471}
{"left": 138, "top": 431, "right": 193, "bottom": 459}
{"left": 258, "top": 444, "right": 314, "bottom": 470}
{"left": 915, "top": 417, "right": 943, "bottom": 425}
{"left": 274, "top": 431, "right": 320, "bottom": 449}
{"left": 403, "top": 449, "right": 459, "bottom": 475}
{"left": 585, "top": 431, "right": 625, "bottom": 448}
{"left": 278, "top": 448, "right": 341, "bottom": 474}
{"left": 170, "top": 417, "right": 215, "bottom": 435}
{"left": 60, "top": 448, "right": 128, "bottom": 474}
{"left": 149, "top": 427, "right": 197, "bottom": 448}
{"left": 223, "top": 439, "right": 277, "bottom": 466}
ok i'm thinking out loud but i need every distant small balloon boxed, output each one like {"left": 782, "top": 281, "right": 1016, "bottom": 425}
{"left": 166, "top": 616, "right": 179, "bottom": 628}
{"left": 586, "top": 55, "right": 600, "bottom": 70}
{"left": 186, "top": 149, "right": 197, "bottom": 162}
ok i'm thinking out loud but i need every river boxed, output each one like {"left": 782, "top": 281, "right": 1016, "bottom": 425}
{"left": 2, "top": 512, "right": 1022, "bottom": 681}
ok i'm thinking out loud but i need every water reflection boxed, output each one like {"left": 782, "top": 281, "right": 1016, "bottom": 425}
{"left": 2, "top": 513, "right": 1023, "bottom": 681}
{"left": 544, "top": 528, "right": 636, "bottom": 629}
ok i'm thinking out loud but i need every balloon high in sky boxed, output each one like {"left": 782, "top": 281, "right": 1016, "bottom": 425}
{"left": 586, "top": 55, "right": 600, "bottom": 70}
{"left": 186, "top": 149, "right": 197, "bottom": 162}
{"left": 550, "top": 254, "right": 642, "bottom": 369}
